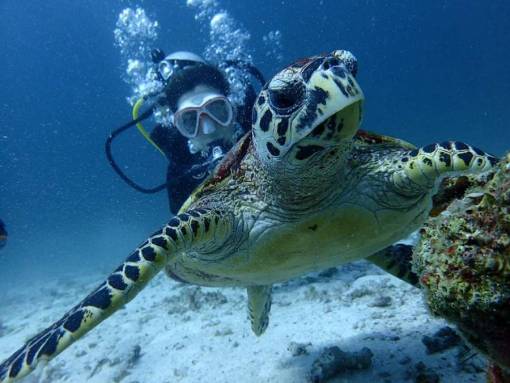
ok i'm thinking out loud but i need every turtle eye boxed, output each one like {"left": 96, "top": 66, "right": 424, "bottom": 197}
{"left": 268, "top": 81, "right": 305, "bottom": 112}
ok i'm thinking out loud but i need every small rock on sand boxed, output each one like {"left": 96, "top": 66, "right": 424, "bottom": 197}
{"left": 309, "top": 346, "right": 373, "bottom": 383}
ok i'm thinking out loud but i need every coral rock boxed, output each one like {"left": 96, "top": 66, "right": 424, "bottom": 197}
{"left": 413, "top": 153, "right": 510, "bottom": 374}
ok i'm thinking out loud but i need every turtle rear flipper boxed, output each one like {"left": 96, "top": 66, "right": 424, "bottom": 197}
{"left": 247, "top": 285, "right": 272, "bottom": 336}
{"left": 0, "top": 209, "right": 229, "bottom": 383}
{"left": 367, "top": 244, "right": 420, "bottom": 287}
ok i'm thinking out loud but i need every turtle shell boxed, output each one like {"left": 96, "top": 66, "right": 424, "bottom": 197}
{"left": 354, "top": 129, "right": 416, "bottom": 150}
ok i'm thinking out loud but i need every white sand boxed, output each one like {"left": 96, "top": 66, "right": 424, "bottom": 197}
{"left": 0, "top": 262, "right": 486, "bottom": 383}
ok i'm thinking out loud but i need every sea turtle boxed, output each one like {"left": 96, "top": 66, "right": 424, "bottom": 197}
{"left": 0, "top": 50, "right": 499, "bottom": 382}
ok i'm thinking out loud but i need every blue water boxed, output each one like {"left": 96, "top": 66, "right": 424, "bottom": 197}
{"left": 0, "top": 0, "right": 509, "bottom": 287}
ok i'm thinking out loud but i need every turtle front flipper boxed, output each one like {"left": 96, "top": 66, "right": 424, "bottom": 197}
{"left": 247, "top": 285, "right": 272, "bottom": 336}
{"left": 0, "top": 209, "right": 228, "bottom": 383}
{"left": 392, "top": 141, "right": 499, "bottom": 195}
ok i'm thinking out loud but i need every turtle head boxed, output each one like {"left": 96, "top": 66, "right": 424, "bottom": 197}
{"left": 252, "top": 50, "right": 364, "bottom": 171}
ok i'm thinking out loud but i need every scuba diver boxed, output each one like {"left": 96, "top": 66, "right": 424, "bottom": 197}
{"left": 106, "top": 50, "right": 265, "bottom": 213}
{"left": 0, "top": 219, "right": 7, "bottom": 249}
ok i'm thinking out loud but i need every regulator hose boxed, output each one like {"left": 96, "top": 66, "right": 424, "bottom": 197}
{"left": 105, "top": 103, "right": 167, "bottom": 194}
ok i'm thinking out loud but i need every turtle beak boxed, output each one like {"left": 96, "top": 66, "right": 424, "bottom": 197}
{"left": 302, "top": 60, "right": 364, "bottom": 143}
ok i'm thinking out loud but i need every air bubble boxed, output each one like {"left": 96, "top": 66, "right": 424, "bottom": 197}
{"left": 262, "top": 30, "right": 284, "bottom": 64}
{"left": 114, "top": 8, "right": 164, "bottom": 104}
{"left": 114, "top": 2, "right": 284, "bottom": 127}
{"left": 187, "top": 1, "right": 253, "bottom": 106}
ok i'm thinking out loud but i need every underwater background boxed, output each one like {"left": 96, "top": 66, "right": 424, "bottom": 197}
{"left": 0, "top": 0, "right": 509, "bottom": 289}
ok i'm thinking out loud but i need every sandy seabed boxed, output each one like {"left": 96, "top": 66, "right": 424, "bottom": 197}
{"left": 0, "top": 262, "right": 486, "bottom": 383}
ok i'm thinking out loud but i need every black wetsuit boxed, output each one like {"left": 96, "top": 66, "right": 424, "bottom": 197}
{"left": 151, "top": 85, "right": 257, "bottom": 213}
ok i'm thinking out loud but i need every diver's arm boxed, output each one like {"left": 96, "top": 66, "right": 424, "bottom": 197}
{"left": 224, "top": 60, "right": 266, "bottom": 87}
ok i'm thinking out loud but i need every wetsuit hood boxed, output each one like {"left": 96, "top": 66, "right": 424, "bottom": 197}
{"left": 164, "top": 64, "right": 230, "bottom": 112}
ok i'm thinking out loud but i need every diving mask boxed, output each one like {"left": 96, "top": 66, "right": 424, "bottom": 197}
{"left": 173, "top": 92, "right": 234, "bottom": 138}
